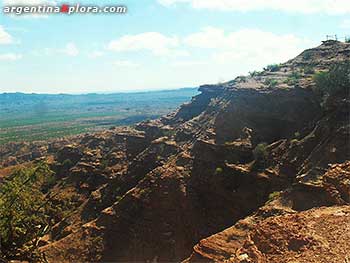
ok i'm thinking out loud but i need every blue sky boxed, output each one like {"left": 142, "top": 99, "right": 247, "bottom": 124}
{"left": 0, "top": 0, "right": 349, "bottom": 94}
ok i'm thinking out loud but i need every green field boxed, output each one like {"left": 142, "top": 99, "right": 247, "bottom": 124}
{"left": 0, "top": 88, "right": 198, "bottom": 144}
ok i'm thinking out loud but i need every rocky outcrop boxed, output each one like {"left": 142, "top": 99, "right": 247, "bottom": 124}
{"left": 185, "top": 159, "right": 350, "bottom": 262}
{"left": 214, "top": 87, "right": 322, "bottom": 145}
{"left": 186, "top": 205, "right": 350, "bottom": 263}
{"left": 323, "top": 162, "right": 350, "bottom": 204}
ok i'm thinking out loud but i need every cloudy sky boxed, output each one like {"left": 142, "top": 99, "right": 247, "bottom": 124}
{"left": 0, "top": 0, "right": 349, "bottom": 93}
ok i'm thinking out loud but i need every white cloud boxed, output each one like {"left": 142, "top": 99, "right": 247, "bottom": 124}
{"left": 340, "top": 19, "right": 350, "bottom": 29}
{"left": 171, "top": 60, "right": 207, "bottom": 67}
{"left": 184, "top": 27, "right": 225, "bottom": 49}
{"left": 107, "top": 32, "right": 179, "bottom": 56}
{"left": 166, "top": 49, "right": 190, "bottom": 57}
{"left": 106, "top": 27, "right": 312, "bottom": 77}
{"left": 184, "top": 27, "right": 311, "bottom": 67}
{"left": 31, "top": 43, "right": 79, "bottom": 57}
{"left": 88, "top": 51, "right": 104, "bottom": 58}
{"left": 155, "top": 27, "right": 314, "bottom": 86}
{"left": 113, "top": 60, "right": 140, "bottom": 67}
{"left": 0, "top": 25, "right": 13, "bottom": 44}
{"left": 0, "top": 53, "right": 22, "bottom": 61}
{"left": 158, "top": 0, "right": 350, "bottom": 15}
{"left": 62, "top": 42, "right": 79, "bottom": 56}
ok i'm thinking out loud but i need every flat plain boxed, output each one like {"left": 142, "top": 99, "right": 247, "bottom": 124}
{"left": 0, "top": 88, "right": 198, "bottom": 144}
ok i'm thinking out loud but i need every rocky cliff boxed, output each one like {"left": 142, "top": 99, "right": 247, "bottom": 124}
{"left": 1, "top": 40, "right": 349, "bottom": 262}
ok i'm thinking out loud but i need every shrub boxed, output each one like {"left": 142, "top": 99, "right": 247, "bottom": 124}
{"left": 302, "top": 50, "right": 312, "bottom": 60}
{"left": 284, "top": 71, "right": 302, "bottom": 86}
{"left": 345, "top": 37, "right": 350, "bottom": 43}
{"left": 303, "top": 66, "right": 315, "bottom": 74}
{"left": 253, "top": 143, "right": 268, "bottom": 160}
{"left": 294, "top": 131, "right": 301, "bottom": 138}
{"left": 249, "top": 70, "right": 263, "bottom": 77}
{"left": 264, "top": 64, "right": 280, "bottom": 72}
{"left": 0, "top": 162, "right": 55, "bottom": 259}
{"left": 267, "top": 191, "right": 281, "bottom": 203}
{"left": 313, "top": 62, "right": 350, "bottom": 97}
{"left": 265, "top": 64, "right": 281, "bottom": 72}
{"left": 284, "top": 78, "right": 297, "bottom": 86}
{"left": 252, "top": 143, "right": 269, "bottom": 170}
{"left": 215, "top": 167, "right": 223, "bottom": 174}
{"left": 62, "top": 158, "right": 73, "bottom": 169}
{"left": 290, "top": 71, "right": 301, "bottom": 79}
{"left": 162, "top": 129, "right": 176, "bottom": 138}
{"left": 264, "top": 78, "right": 278, "bottom": 88}
{"left": 238, "top": 76, "right": 247, "bottom": 82}
{"left": 313, "top": 71, "right": 328, "bottom": 94}
{"left": 100, "top": 159, "right": 109, "bottom": 169}
{"left": 290, "top": 139, "right": 299, "bottom": 147}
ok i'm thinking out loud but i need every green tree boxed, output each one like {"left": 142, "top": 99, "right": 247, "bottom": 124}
{"left": 313, "top": 62, "right": 350, "bottom": 97}
{"left": 252, "top": 143, "right": 269, "bottom": 170}
{"left": 0, "top": 162, "right": 54, "bottom": 260}
{"left": 264, "top": 64, "right": 280, "bottom": 72}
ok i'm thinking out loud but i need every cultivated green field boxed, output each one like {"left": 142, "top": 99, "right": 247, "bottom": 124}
{"left": 0, "top": 88, "right": 198, "bottom": 144}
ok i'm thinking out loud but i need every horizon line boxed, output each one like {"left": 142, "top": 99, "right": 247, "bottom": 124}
{"left": 0, "top": 86, "right": 199, "bottom": 96}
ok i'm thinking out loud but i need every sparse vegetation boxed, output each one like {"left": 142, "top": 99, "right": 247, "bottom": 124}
{"left": 302, "top": 50, "right": 313, "bottom": 60}
{"left": 264, "top": 64, "right": 281, "bottom": 72}
{"left": 290, "top": 71, "right": 301, "bottom": 79}
{"left": 313, "top": 62, "right": 350, "bottom": 97}
{"left": 100, "top": 159, "right": 109, "bottom": 169}
{"left": 294, "top": 131, "right": 301, "bottom": 138}
{"left": 252, "top": 143, "right": 269, "bottom": 170}
{"left": 215, "top": 167, "right": 223, "bottom": 175}
{"left": 62, "top": 159, "right": 73, "bottom": 169}
{"left": 162, "top": 129, "right": 176, "bottom": 138}
{"left": 0, "top": 162, "right": 55, "bottom": 260}
{"left": 264, "top": 78, "right": 278, "bottom": 88}
{"left": 249, "top": 70, "right": 263, "bottom": 77}
{"left": 267, "top": 191, "right": 281, "bottom": 203}
{"left": 303, "top": 66, "right": 315, "bottom": 74}
{"left": 239, "top": 76, "right": 247, "bottom": 82}
{"left": 284, "top": 71, "right": 302, "bottom": 86}
{"left": 290, "top": 139, "right": 299, "bottom": 147}
{"left": 0, "top": 89, "right": 198, "bottom": 145}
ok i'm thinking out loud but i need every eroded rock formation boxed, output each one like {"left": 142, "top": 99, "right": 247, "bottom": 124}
{"left": 1, "top": 40, "right": 349, "bottom": 262}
